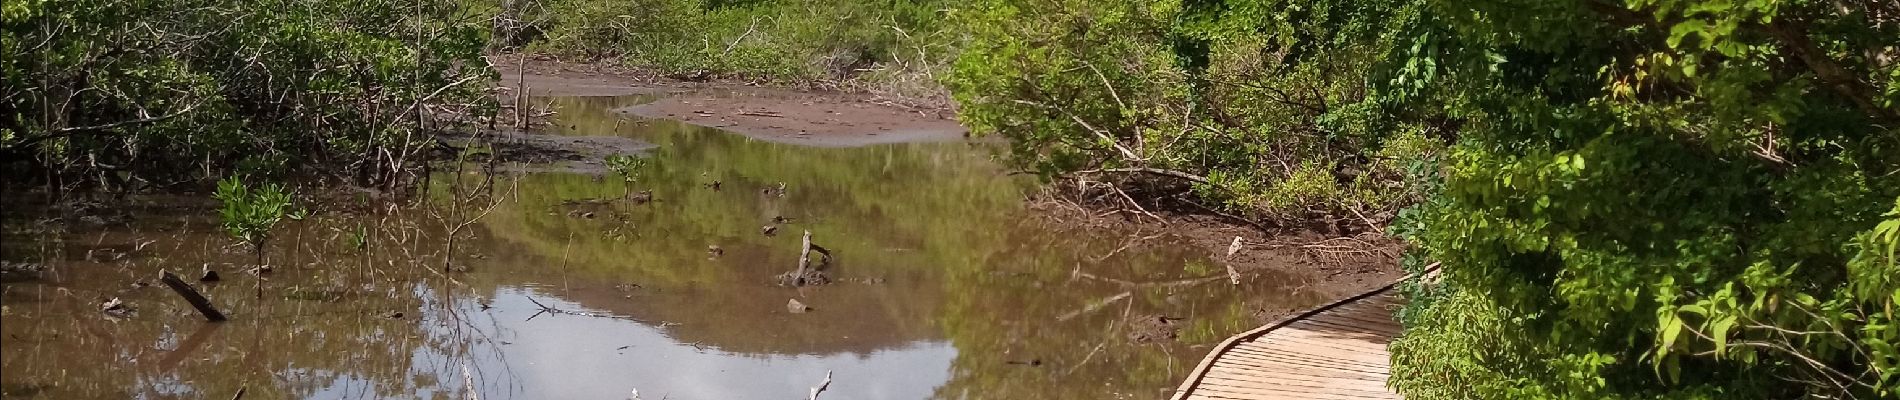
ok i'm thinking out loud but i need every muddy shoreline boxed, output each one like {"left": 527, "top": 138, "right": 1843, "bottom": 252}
{"left": 489, "top": 60, "right": 1405, "bottom": 323}
{"left": 495, "top": 57, "right": 966, "bottom": 148}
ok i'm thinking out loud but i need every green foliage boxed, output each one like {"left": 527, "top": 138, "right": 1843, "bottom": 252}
{"left": 521, "top": 0, "right": 954, "bottom": 85}
{"left": 214, "top": 176, "right": 295, "bottom": 256}
{"left": 946, "top": 0, "right": 1440, "bottom": 224}
{"left": 947, "top": 0, "right": 1187, "bottom": 174}
{"left": 604, "top": 154, "right": 649, "bottom": 183}
{"left": 3, "top": 0, "right": 495, "bottom": 189}
{"left": 605, "top": 153, "right": 651, "bottom": 197}
{"left": 1386, "top": 0, "right": 1900, "bottom": 398}
{"left": 347, "top": 224, "right": 370, "bottom": 252}
{"left": 948, "top": 0, "right": 1896, "bottom": 397}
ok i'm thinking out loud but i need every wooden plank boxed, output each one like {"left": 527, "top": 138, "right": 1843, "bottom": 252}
{"left": 1172, "top": 265, "right": 1438, "bottom": 400}
{"left": 1197, "top": 376, "right": 1395, "bottom": 397}
{"left": 1204, "top": 364, "right": 1387, "bottom": 383}
{"left": 1193, "top": 383, "right": 1394, "bottom": 400}
{"left": 1204, "top": 365, "right": 1387, "bottom": 383}
{"left": 1273, "top": 316, "right": 1400, "bottom": 337}
{"left": 1212, "top": 349, "right": 1386, "bottom": 376}
{"left": 1208, "top": 346, "right": 1390, "bottom": 369}
{"left": 1248, "top": 333, "right": 1392, "bottom": 353}
{"left": 1248, "top": 332, "right": 1397, "bottom": 355}
{"left": 1203, "top": 363, "right": 1384, "bottom": 382}
{"left": 1226, "top": 343, "right": 1393, "bottom": 365}
{"left": 1307, "top": 314, "right": 1401, "bottom": 331}
{"left": 1303, "top": 309, "right": 1402, "bottom": 327}
{"left": 1206, "top": 352, "right": 1392, "bottom": 376}
{"left": 1306, "top": 307, "right": 1400, "bottom": 325}
{"left": 1292, "top": 310, "right": 1398, "bottom": 326}
{"left": 1289, "top": 318, "right": 1402, "bottom": 336}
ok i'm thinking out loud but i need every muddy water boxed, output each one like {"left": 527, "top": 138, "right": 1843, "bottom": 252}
{"left": 1, "top": 94, "right": 1336, "bottom": 400}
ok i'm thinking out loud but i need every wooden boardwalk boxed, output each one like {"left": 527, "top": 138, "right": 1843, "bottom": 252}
{"left": 1171, "top": 280, "right": 1408, "bottom": 400}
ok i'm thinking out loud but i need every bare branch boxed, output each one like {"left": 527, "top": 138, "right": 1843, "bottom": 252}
{"left": 6, "top": 102, "right": 204, "bottom": 151}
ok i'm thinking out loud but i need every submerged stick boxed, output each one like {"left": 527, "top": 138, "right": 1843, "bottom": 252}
{"left": 808, "top": 370, "right": 832, "bottom": 400}
{"left": 159, "top": 270, "right": 227, "bottom": 322}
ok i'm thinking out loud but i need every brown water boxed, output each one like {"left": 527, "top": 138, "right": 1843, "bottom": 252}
{"left": 0, "top": 95, "right": 1333, "bottom": 400}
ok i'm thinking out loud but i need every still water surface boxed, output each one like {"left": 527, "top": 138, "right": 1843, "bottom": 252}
{"left": 0, "top": 94, "right": 1331, "bottom": 399}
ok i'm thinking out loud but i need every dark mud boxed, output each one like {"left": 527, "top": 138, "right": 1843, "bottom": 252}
{"left": 441, "top": 129, "right": 658, "bottom": 174}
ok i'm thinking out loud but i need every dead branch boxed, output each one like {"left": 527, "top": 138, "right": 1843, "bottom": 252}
{"left": 723, "top": 17, "right": 762, "bottom": 56}
{"left": 1679, "top": 318, "right": 1875, "bottom": 396}
{"left": 523, "top": 295, "right": 613, "bottom": 320}
{"left": 1346, "top": 205, "right": 1386, "bottom": 234}
{"left": 158, "top": 270, "right": 227, "bottom": 322}
{"left": 785, "top": 230, "right": 834, "bottom": 286}
{"left": 5, "top": 102, "right": 204, "bottom": 152}
{"left": 1073, "top": 167, "right": 1209, "bottom": 184}
{"left": 1107, "top": 183, "right": 1164, "bottom": 224}
{"left": 1084, "top": 63, "right": 1127, "bottom": 111}
{"left": 1087, "top": 232, "right": 1167, "bottom": 262}
{"left": 808, "top": 370, "right": 832, "bottom": 400}
{"left": 1070, "top": 266, "right": 1227, "bottom": 289}
{"left": 1009, "top": 99, "right": 1143, "bottom": 162}
{"left": 1055, "top": 291, "right": 1131, "bottom": 322}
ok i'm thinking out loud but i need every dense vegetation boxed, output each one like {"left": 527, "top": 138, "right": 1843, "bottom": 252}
{"left": 2, "top": 0, "right": 495, "bottom": 193}
{"left": 945, "top": 0, "right": 1899, "bottom": 398}
{"left": 503, "top": 0, "right": 955, "bottom": 99}
{"left": 1385, "top": 1, "right": 1900, "bottom": 397}
{"left": 947, "top": 0, "right": 1441, "bottom": 225}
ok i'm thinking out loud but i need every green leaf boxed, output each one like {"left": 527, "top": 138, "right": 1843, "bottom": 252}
{"left": 1712, "top": 315, "right": 1736, "bottom": 357}
{"left": 1667, "top": 20, "right": 1707, "bottom": 49}
{"left": 1659, "top": 313, "right": 1683, "bottom": 354}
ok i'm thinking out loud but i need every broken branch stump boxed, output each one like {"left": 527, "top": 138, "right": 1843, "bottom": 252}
{"left": 159, "top": 270, "right": 228, "bottom": 322}
{"left": 794, "top": 230, "right": 816, "bottom": 286}
{"left": 808, "top": 370, "right": 832, "bottom": 400}
{"left": 790, "top": 229, "right": 813, "bottom": 286}
{"left": 789, "top": 230, "right": 837, "bottom": 286}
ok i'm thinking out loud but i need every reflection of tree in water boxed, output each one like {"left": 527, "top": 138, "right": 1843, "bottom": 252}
{"left": 474, "top": 96, "right": 1024, "bottom": 356}
{"left": 476, "top": 96, "right": 1349, "bottom": 397}
{"left": 929, "top": 217, "right": 1335, "bottom": 400}
{"left": 0, "top": 210, "right": 492, "bottom": 399}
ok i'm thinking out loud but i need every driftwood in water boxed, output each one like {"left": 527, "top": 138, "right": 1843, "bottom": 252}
{"left": 808, "top": 370, "right": 833, "bottom": 400}
{"left": 780, "top": 230, "right": 833, "bottom": 286}
{"left": 159, "top": 270, "right": 227, "bottom": 322}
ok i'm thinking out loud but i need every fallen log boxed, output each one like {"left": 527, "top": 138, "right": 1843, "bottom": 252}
{"left": 159, "top": 270, "right": 227, "bottom": 322}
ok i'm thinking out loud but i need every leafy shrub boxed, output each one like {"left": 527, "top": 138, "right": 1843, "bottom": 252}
{"left": 1387, "top": 0, "right": 1900, "bottom": 398}
{"left": 2, "top": 0, "right": 495, "bottom": 191}
{"left": 522, "top": 0, "right": 953, "bottom": 84}
{"left": 950, "top": 0, "right": 1898, "bottom": 396}
{"left": 214, "top": 176, "right": 296, "bottom": 261}
{"left": 947, "top": 0, "right": 1429, "bottom": 225}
